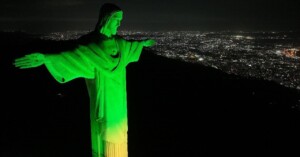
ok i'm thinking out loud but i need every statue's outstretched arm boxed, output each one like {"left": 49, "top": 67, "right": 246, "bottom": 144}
{"left": 14, "top": 52, "right": 46, "bottom": 69}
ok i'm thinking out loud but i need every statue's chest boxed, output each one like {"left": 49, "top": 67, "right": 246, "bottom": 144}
{"left": 100, "top": 39, "right": 119, "bottom": 56}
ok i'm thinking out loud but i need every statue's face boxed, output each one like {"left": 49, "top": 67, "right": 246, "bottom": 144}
{"left": 106, "top": 11, "right": 123, "bottom": 35}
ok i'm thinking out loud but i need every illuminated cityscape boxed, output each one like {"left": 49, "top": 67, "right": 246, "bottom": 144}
{"left": 40, "top": 30, "right": 300, "bottom": 90}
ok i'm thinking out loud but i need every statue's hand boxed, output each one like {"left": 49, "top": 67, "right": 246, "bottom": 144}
{"left": 14, "top": 52, "right": 45, "bottom": 69}
{"left": 143, "top": 39, "right": 156, "bottom": 47}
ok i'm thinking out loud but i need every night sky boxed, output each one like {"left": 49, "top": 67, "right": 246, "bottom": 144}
{"left": 1, "top": 0, "right": 299, "bottom": 33}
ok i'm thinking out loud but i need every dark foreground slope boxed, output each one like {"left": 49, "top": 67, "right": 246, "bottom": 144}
{"left": 127, "top": 51, "right": 300, "bottom": 157}
{"left": 2, "top": 32, "right": 300, "bottom": 157}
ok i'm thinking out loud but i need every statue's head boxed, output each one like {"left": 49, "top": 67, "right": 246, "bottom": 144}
{"left": 95, "top": 3, "right": 123, "bottom": 37}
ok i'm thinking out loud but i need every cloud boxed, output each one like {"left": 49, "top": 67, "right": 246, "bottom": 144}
{"left": 2, "top": 0, "right": 85, "bottom": 8}
{"left": 37, "top": 0, "right": 85, "bottom": 7}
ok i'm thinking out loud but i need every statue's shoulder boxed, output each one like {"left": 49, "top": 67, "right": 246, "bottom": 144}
{"left": 77, "top": 31, "right": 105, "bottom": 45}
{"left": 77, "top": 32, "right": 94, "bottom": 44}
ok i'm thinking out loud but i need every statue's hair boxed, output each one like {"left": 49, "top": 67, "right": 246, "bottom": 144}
{"left": 95, "top": 3, "right": 122, "bottom": 32}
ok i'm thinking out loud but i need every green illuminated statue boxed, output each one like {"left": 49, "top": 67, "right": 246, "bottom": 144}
{"left": 14, "top": 3, "right": 156, "bottom": 157}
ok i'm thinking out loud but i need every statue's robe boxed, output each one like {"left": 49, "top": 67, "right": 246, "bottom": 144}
{"left": 44, "top": 33, "right": 144, "bottom": 157}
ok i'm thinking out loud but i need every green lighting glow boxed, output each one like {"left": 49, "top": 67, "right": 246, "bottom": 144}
{"left": 14, "top": 3, "right": 156, "bottom": 157}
